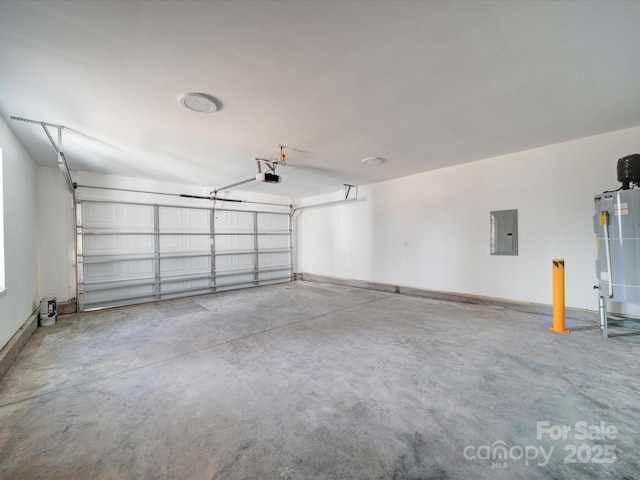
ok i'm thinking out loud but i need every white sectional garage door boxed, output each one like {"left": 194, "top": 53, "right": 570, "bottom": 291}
{"left": 76, "top": 200, "right": 292, "bottom": 311}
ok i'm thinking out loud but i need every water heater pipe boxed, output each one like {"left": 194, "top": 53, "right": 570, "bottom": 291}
{"left": 600, "top": 211, "right": 614, "bottom": 298}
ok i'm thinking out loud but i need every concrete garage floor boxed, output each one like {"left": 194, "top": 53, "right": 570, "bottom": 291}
{"left": 0, "top": 281, "right": 639, "bottom": 479}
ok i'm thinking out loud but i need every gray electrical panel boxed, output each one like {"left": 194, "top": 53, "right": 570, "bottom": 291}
{"left": 490, "top": 209, "right": 518, "bottom": 255}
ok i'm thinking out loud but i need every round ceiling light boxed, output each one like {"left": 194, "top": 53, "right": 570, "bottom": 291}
{"left": 179, "top": 93, "right": 219, "bottom": 113}
{"left": 361, "top": 156, "right": 385, "bottom": 166}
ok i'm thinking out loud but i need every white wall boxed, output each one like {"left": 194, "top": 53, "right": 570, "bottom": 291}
{"left": 36, "top": 167, "right": 75, "bottom": 302}
{"left": 0, "top": 116, "right": 38, "bottom": 350}
{"left": 296, "top": 125, "right": 640, "bottom": 311}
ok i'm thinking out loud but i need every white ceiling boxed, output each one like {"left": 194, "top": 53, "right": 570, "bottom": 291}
{"left": 1, "top": 0, "right": 639, "bottom": 197}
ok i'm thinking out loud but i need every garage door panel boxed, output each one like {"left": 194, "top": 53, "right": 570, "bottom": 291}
{"left": 215, "top": 234, "right": 254, "bottom": 251}
{"left": 259, "top": 270, "right": 290, "bottom": 282}
{"left": 259, "top": 252, "right": 290, "bottom": 267}
{"left": 160, "top": 278, "right": 211, "bottom": 293}
{"left": 84, "top": 259, "right": 154, "bottom": 283}
{"left": 215, "top": 273, "right": 254, "bottom": 286}
{"left": 83, "top": 234, "right": 118, "bottom": 253}
{"left": 258, "top": 234, "right": 289, "bottom": 249}
{"left": 125, "top": 205, "right": 154, "bottom": 227}
{"left": 215, "top": 211, "right": 254, "bottom": 232}
{"left": 124, "top": 235, "right": 155, "bottom": 252}
{"left": 82, "top": 203, "right": 117, "bottom": 225}
{"left": 84, "top": 262, "right": 118, "bottom": 281}
{"left": 159, "top": 234, "right": 210, "bottom": 253}
{"left": 83, "top": 203, "right": 153, "bottom": 230}
{"left": 161, "top": 256, "right": 211, "bottom": 274}
{"left": 158, "top": 208, "right": 181, "bottom": 229}
{"left": 216, "top": 254, "right": 254, "bottom": 272}
{"left": 257, "top": 213, "right": 289, "bottom": 233}
{"left": 84, "top": 234, "right": 155, "bottom": 255}
{"left": 82, "top": 284, "right": 155, "bottom": 303}
{"left": 160, "top": 289, "right": 212, "bottom": 300}
{"left": 160, "top": 207, "right": 210, "bottom": 233}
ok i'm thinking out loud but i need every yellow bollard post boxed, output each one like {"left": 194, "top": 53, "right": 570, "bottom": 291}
{"left": 550, "top": 259, "right": 570, "bottom": 334}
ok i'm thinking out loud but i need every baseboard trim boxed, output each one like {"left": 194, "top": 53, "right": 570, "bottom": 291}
{"left": 0, "top": 309, "right": 39, "bottom": 380}
{"left": 57, "top": 300, "right": 77, "bottom": 315}
{"left": 296, "top": 273, "right": 598, "bottom": 323}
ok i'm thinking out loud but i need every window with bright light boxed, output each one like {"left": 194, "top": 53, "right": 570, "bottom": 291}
{"left": 0, "top": 147, "right": 5, "bottom": 293}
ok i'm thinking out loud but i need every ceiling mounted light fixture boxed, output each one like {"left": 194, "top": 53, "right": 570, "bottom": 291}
{"left": 361, "top": 156, "right": 384, "bottom": 166}
{"left": 179, "top": 92, "right": 220, "bottom": 113}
